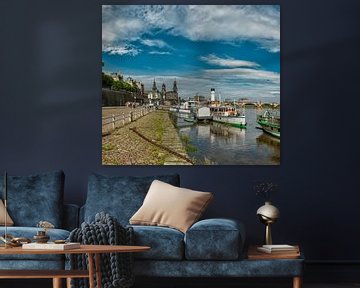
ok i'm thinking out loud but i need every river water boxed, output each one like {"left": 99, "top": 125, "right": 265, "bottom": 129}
{"left": 172, "top": 108, "right": 280, "bottom": 165}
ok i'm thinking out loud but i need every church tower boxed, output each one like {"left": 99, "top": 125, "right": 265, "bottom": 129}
{"left": 173, "top": 79, "right": 178, "bottom": 94}
{"left": 152, "top": 79, "right": 157, "bottom": 92}
{"left": 148, "top": 78, "right": 159, "bottom": 105}
{"left": 173, "top": 79, "right": 178, "bottom": 104}
{"left": 161, "top": 83, "right": 166, "bottom": 104}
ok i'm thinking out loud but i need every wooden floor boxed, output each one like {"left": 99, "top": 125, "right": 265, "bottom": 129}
{"left": 1, "top": 279, "right": 360, "bottom": 288}
{"left": 306, "top": 285, "right": 360, "bottom": 288}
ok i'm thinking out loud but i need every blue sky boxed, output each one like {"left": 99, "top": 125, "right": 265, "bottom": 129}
{"left": 102, "top": 5, "right": 280, "bottom": 102}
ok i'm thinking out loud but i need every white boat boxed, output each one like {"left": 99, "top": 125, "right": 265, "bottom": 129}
{"left": 195, "top": 107, "right": 212, "bottom": 121}
{"left": 178, "top": 108, "right": 192, "bottom": 114}
{"left": 210, "top": 106, "right": 246, "bottom": 128}
{"left": 169, "top": 107, "right": 178, "bottom": 112}
{"left": 178, "top": 100, "right": 200, "bottom": 114}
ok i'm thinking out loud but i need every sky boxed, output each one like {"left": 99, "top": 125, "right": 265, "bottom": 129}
{"left": 102, "top": 5, "right": 280, "bottom": 102}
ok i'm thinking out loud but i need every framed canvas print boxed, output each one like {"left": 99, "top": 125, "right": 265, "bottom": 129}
{"left": 102, "top": 5, "right": 280, "bottom": 165}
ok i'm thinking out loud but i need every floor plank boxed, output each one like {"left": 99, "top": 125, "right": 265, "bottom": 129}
{"left": 1, "top": 279, "right": 360, "bottom": 288}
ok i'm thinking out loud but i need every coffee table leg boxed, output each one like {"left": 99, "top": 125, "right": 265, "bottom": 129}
{"left": 66, "top": 277, "right": 72, "bottom": 288}
{"left": 95, "top": 253, "right": 102, "bottom": 288}
{"left": 52, "top": 278, "right": 62, "bottom": 288}
{"left": 88, "top": 253, "right": 95, "bottom": 288}
{"left": 293, "top": 276, "right": 302, "bottom": 288}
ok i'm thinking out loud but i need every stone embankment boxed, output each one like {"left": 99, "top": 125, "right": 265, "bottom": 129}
{"left": 102, "top": 110, "right": 192, "bottom": 165}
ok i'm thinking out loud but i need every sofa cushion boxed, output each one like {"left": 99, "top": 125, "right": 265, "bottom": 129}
{"left": 133, "top": 258, "right": 304, "bottom": 277}
{"left": 0, "top": 171, "right": 65, "bottom": 227}
{"left": 130, "top": 180, "right": 213, "bottom": 233}
{"left": 84, "top": 173, "right": 180, "bottom": 225}
{"left": 130, "top": 225, "right": 184, "bottom": 260}
{"left": 0, "top": 199, "right": 14, "bottom": 226}
{"left": 0, "top": 227, "right": 70, "bottom": 261}
{"left": 0, "top": 260, "right": 65, "bottom": 270}
{"left": 184, "top": 218, "right": 245, "bottom": 260}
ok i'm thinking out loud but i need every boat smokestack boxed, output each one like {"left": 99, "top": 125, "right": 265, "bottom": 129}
{"left": 210, "top": 88, "right": 216, "bottom": 102}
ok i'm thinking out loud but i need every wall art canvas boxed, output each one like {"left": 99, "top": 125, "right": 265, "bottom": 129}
{"left": 102, "top": 5, "right": 280, "bottom": 165}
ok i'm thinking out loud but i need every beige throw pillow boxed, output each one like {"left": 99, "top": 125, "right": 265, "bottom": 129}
{"left": 130, "top": 180, "right": 213, "bottom": 233}
{"left": 0, "top": 199, "right": 14, "bottom": 226}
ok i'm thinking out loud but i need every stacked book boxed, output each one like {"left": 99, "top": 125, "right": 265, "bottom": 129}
{"left": 22, "top": 242, "right": 80, "bottom": 250}
{"left": 247, "top": 244, "right": 300, "bottom": 260}
{"left": 257, "top": 244, "right": 299, "bottom": 254}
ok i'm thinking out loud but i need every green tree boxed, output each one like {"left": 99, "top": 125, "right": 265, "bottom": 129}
{"left": 111, "top": 81, "right": 125, "bottom": 91}
{"left": 102, "top": 73, "right": 114, "bottom": 88}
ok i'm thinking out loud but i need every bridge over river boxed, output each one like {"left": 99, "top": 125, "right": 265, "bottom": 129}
{"left": 238, "top": 101, "right": 280, "bottom": 109}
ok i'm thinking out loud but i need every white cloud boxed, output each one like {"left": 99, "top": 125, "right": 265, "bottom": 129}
{"left": 203, "top": 68, "right": 279, "bottom": 82}
{"left": 142, "top": 40, "right": 160, "bottom": 47}
{"left": 102, "top": 7, "right": 144, "bottom": 45}
{"left": 200, "top": 54, "right": 259, "bottom": 68}
{"left": 103, "top": 45, "right": 140, "bottom": 56}
{"left": 141, "top": 39, "right": 170, "bottom": 49}
{"left": 149, "top": 51, "right": 172, "bottom": 55}
{"left": 270, "top": 91, "right": 280, "bottom": 94}
{"left": 102, "top": 5, "right": 280, "bottom": 53}
{"left": 171, "top": 6, "right": 279, "bottom": 51}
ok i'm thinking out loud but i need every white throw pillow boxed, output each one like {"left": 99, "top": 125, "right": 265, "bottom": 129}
{"left": 130, "top": 180, "right": 213, "bottom": 233}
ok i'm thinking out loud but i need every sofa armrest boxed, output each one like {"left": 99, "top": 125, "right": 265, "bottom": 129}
{"left": 184, "top": 218, "right": 245, "bottom": 260}
{"left": 63, "top": 204, "right": 80, "bottom": 231}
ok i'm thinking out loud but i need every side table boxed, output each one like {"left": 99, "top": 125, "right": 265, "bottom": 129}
{"left": 0, "top": 244, "right": 150, "bottom": 288}
{"left": 247, "top": 245, "right": 303, "bottom": 288}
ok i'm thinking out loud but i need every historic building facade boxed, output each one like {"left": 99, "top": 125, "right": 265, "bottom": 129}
{"left": 148, "top": 79, "right": 178, "bottom": 106}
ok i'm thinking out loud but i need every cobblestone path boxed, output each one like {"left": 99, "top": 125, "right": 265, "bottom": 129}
{"left": 102, "top": 110, "right": 191, "bottom": 165}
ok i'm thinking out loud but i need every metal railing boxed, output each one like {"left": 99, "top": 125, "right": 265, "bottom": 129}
{"left": 102, "top": 107, "right": 155, "bottom": 135}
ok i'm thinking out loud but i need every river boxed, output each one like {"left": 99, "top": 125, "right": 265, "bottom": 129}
{"left": 172, "top": 108, "right": 280, "bottom": 165}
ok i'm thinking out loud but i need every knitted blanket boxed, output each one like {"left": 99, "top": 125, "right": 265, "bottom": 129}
{"left": 68, "top": 212, "right": 134, "bottom": 288}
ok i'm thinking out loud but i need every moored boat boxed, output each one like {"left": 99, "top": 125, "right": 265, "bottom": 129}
{"left": 257, "top": 110, "right": 280, "bottom": 138}
{"left": 178, "top": 100, "right": 200, "bottom": 114}
{"left": 210, "top": 106, "right": 246, "bottom": 128}
{"left": 195, "top": 106, "right": 212, "bottom": 121}
{"left": 169, "top": 107, "right": 178, "bottom": 112}
{"left": 184, "top": 116, "right": 196, "bottom": 123}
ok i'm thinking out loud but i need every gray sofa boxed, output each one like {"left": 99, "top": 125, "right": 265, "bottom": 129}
{"left": 81, "top": 173, "right": 304, "bottom": 282}
{"left": 0, "top": 170, "right": 78, "bottom": 270}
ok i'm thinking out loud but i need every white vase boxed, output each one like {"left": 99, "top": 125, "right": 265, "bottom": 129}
{"left": 256, "top": 201, "right": 280, "bottom": 245}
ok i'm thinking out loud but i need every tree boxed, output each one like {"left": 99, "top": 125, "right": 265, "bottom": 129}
{"left": 102, "top": 73, "right": 114, "bottom": 88}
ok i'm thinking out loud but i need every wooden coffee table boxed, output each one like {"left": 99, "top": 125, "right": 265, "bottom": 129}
{"left": 0, "top": 244, "right": 150, "bottom": 288}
